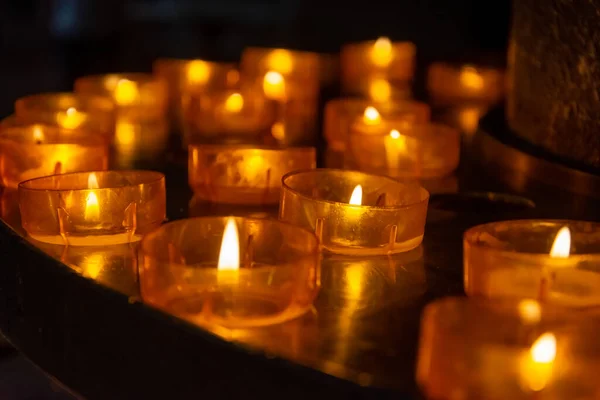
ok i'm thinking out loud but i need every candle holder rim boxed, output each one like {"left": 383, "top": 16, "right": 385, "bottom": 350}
{"left": 153, "top": 58, "right": 237, "bottom": 68}
{"left": 188, "top": 144, "right": 316, "bottom": 154}
{"left": 463, "top": 219, "right": 600, "bottom": 258}
{"left": 139, "top": 216, "right": 319, "bottom": 265}
{"left": 350, "top": 122, "right": 458, "bottom": 138}
{"left": 15, "top": 92, "right": 116, "bottom": 112}
{"left": 0, "top": 124, "right": 109, "bottom": 145}
{"left": 281, "top": 168, "right": 430, "bottom": 209}
{"left": 18, "top": 170, "right": 165, "bottom": 192}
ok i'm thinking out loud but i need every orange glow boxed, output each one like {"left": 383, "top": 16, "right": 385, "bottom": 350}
{"left": 114, "top": 79, "right": 139, "bottom": 106}
{"left": 224, "top": 93, "right": 244, "bottom": 113}
{"left": 32, "top": 126, "right": 44, "bottom": 143}
{"left": 263, "top": 71, "right": 286, "bottom": 100}
{"left": 217, "top": 217, "right": 240, "bottom": 271}
{"left": 363, "top": 106, "right": 381, "bottom": 125}
{"left": 390, "top": 129, "right": 401, "bottom": 139}
{"left": 187, "top": 60, "right": 211, "bottom": 84}
{"left": 550, "top": 227, "right": 570, "bottom": 258}
{"left": 349, "top": 185, "right": 363, "bottom": 205}
{"left": 518, "top": 299, "right": 542, "bottom": 324}
{"left": 271, "top": 121, "right": 285, "bottom": 141}
{"left": 460, "top": 66, "right": 484, "bottom": 90}
{"left": 266, "top": 49, "right": 293, "bottom": 75}
{"left": 369, "top": 78, "right": 392, "bottom": 102}
{"left": 226, "top": 69, "right": 240, "bottom": 86}
{"left": 85, "top": 173, "right": 100, "bottom": 221}
{"left": 371, "top": 37, "right": 393, "bottom": 67}
{"left": 520, "top": 333, "right": 557, "bottom": 392}
{"left": 57, "top": 107, "right": 86, "bottom": 129}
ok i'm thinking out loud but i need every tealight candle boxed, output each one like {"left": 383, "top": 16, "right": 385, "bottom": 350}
{"left": 241, "top": 47, "right": 321, "bottom": 83}
{"left": 427, "top": 62, "right": 505, "bottom": 105}
{"left": 153, "top": 58, "right": 239, "bottom": 131}
{"left": 417, "top": 297, "right": 600, "bottom": 400}
{"left": 139, "top": 216, "right": 320, "bottom": 328}
{"left": 18, "top": 170, "right": 166, "bottom": 246}
{"left": 341, "top": 37, "right": 416, "bottom": 98}
{"left": 113, "top": 118, "right": 170, "bottom": 168}
{"left": 279, "top": 169, "right": 429, "bottom": 255}
{"left": 0, "top": 124, "right": 109, "bottom": 188}
{"left": 182, "top": 89, "right": 276, "bottom": 144}
{"left": 464, "top": 220, "right": 600, "bottom": 307}
{"left": 347, "top": 123, "right": 460, "bottom": 178}
{"left": 324, "top": 98, "right": 431, "bottom": 151}
{"left": 13, "top": 92, "right": 115, "bottom": 137}
{"left": 188, "top": 144, "right": 316, "bottom": 205}
{"left": 74, "top": 73, "right": 168, "bottom": 118}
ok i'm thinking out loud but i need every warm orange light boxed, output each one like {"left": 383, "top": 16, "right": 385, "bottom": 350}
{"left": 390, "top": 129, "right": 401, "bottom": 139}
{"left": 349, "top": 185, "right": 363, "bottom": 205}
{"left": 187, "top": 60, "right": 211, "bottom": 84}
{"left": 271, "top": 121, "right": 285, "bottom": 141}
{"left": 460, "top": 66, "right": 484, "bottom": 91}
{"left": 263, "top": 71, "right": 286, "bottom": 101}
{"left": 363, "top": 106, "right": 381, "bottom": 125}
{"left": 226, "top": 69, "right": 240, "bottom": 86}
{"left": 518, "top": 299, "right": 542, "bottom": 325}
{"left": 520, "top": 332, "right": 557, "bottom": 392}
{"left": 550, "top": 227, "right": 570, "bottom": 258}
{"left": 114, "top": 79, "right": 139, "bottom": 106}
{"left": 217, "top": 217, "right": 240, "bottom": 271}
{"left": 85, "top": 172, "right": 100, "bottom": 221}
{"left": 224, "top": 93, "right": 244, "bottom": 113}
{"left": 371, "top": 37, "right": 393, "bottom": 67}
{"left": 266, "top": 49, "right": 293, "bottom": 75}
{"left": 369, "top": 78, "right": 392, "bottom": 102}
{"left": 458, "top": 106, "right": 481, "bottom": 134}
{"left": 116, "top": 120, "right": 137, "bottom": 147}
{"left": 57, "top": 107, "right": 86, "bottom": 129}
{"left": 83, "top": 253, "right": 104, "bottom": 279}
{"left": 32, "top": 126, "right": 44, "bottom": 143}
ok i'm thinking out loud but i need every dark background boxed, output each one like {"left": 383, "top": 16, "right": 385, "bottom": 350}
{"left": 1, "top": 0, "right": 511, "bottom": 117}
{"left": 0, "top": 0, "right": 510, "bottom": 398}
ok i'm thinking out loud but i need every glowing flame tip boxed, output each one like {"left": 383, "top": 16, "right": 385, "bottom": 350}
{"left": 550, "top": 226, "right": 571, "bottom": 258}
{"left": 218, "top": 217, "right": 240, "bottom": 271}
{"left": 349, "top": 185, "right": 363, "bottom": 206}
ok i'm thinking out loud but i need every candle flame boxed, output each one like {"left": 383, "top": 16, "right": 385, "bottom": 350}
{"left": 371, "top": 37, "right": 393, "bottom": 67}
{"left": 349, "top": 185, "right": 363, "bottom": 205}
{"left": 521, "top": 332, "right": 556, "bottom": 392}
{"left": 266, "top": 49, "right": 293, "bottom": 75}
{"left": 187, "top": 60, "right": 211, "bottom": 84}
{"left": 87, "top": 172, "right": 99, "bottom": 189}
{"left": 518, "top": 299, "right": 542, "bottom": 324}
{"left": 224, "top": 93, "right": 244, "bottom": 113}
{"left": 263, "top": 71, "right": 286, "bottom": 100}
{"left": 114, "top": 79, "right": 139, "bottom": 106}
{"left": 217, "top": 217, "right": 240, "bottom": 271}
{"left": 271, "top": 121, "right": 285, "bottom": 141}
{"left": 550, "top": 227, "right": 570, "bottom": 258}
{"left": 58, "top": 107, "right": 85, "bottom": 129}
{"left": 363, "top": 106, "right": 381, "bottom": 125}
{"left": 390, "top": 129, "right": 401, "bottom": 139}
{"left": 369, "top": 78, "right": 391, "bottom": 102}
{"left": 460, "top": 66, "right": 484, "bottom": 90}
{"left": 531, "top": 333, "right": 556, "bottom": 363}
{"left": 32, "top": 126, "right": 44, "bottom": 143}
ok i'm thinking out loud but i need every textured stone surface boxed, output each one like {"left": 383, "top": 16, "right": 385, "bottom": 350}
{"left": 508, "top": 0, "right": 600, "bottom": 169}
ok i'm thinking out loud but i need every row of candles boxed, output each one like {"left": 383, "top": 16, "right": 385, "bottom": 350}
{"left": 2, "top": 39, "right": 595, "bottom": 398}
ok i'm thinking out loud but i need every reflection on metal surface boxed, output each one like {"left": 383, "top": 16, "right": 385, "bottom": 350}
{"left": 475, "top": 109, "right": 600, "bottom": 198}
{"left": 188, "top": 195, "right": 278, "bottom": 219}
{"left": 35, "top": 242, "right": 140, "bottom": 297}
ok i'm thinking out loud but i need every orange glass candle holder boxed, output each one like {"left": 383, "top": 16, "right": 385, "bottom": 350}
{"left": 189, "top": 144, "right": 316, "bottom": 205}
{"left": 280, "top": 169, "right": 429, "bottom": 255}
{"left": 417, "top": 297, "right": 600, "bottom": 400}
{"left": 428, "top": 63, "right": 505, "bottom": 105}
{"left": 341, "top": 38, "right": 416, "bottom": 97}
{"left": 153, "top": 59, "right": 239, "bottom": 131}
{"left": 324, "top": 98, "right": 431, "bottom": 151}
{"left": 348, "top": 122, "right": 460, "bottom": 178}
{"left": 464, "top": 220, "right": 600, "bottom": 308}
{"left": 14, "top": 92, "right": 115, "bottom": 136}
{"left": 19, "top": 170, "right": 166, "bottom": 246}
{"left": 139, "top": 216, "right": 320, "bottom": 328}
{"left": 74, "top": 73, "right": 168, "bottom": 118}
{"left": 0, "top": 124, "right": 109, "bottom": 188}
{"left": 241, "top": 47, "right": 320, "bottom": 82}
{"left": 183, "top": 89, "right": 276, "bottom": 144}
